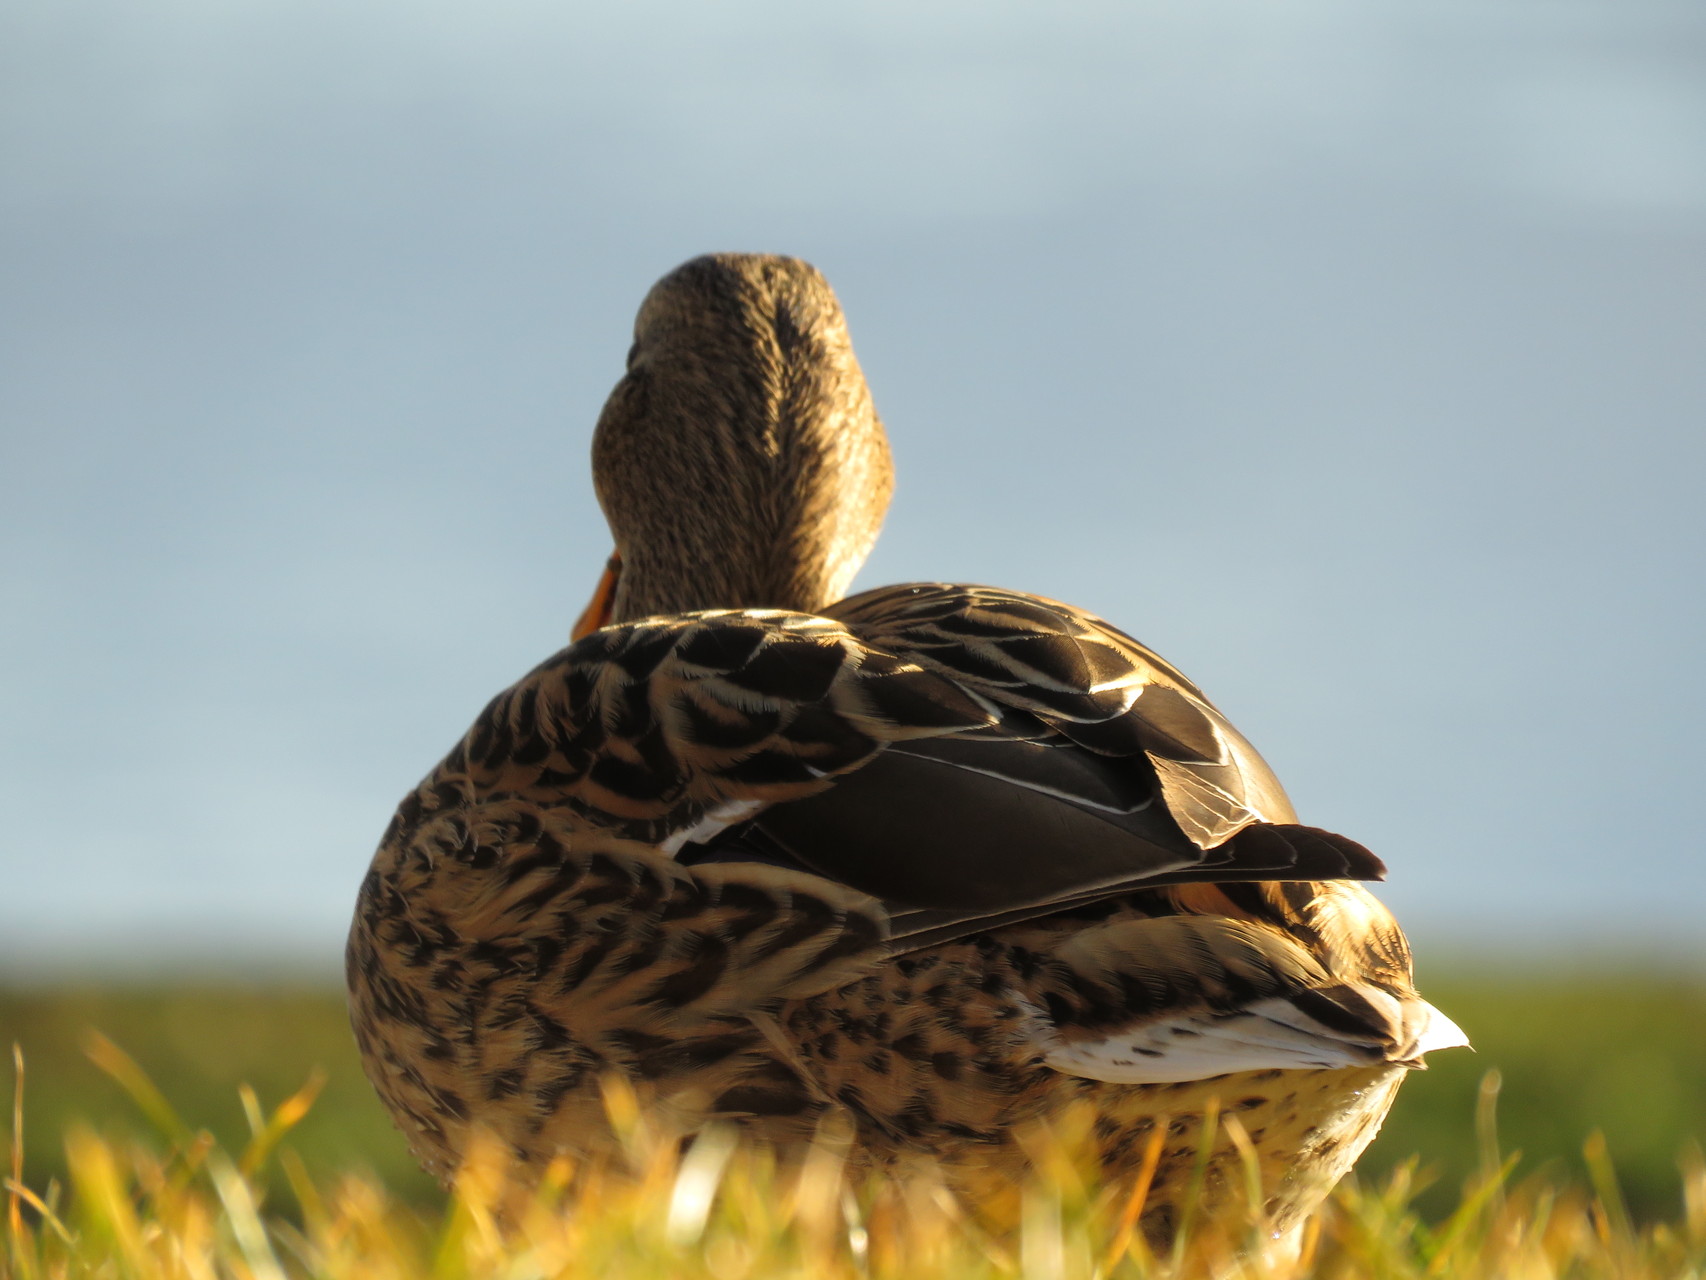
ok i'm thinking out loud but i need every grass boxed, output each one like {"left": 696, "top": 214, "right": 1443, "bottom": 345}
{"left": 4, "top": 971, "right": 1702, "bottom": 1220}
{"left": 0, "top": 984, "right": 439, "bottom": 1209}
{"left": 1, "top": 968, "right": 1703, "bottom": 1277}
{"left": 4, "top": 1038, "right": 1705, "bottom": 1279}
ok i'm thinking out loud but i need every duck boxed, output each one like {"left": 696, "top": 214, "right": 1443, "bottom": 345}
{"left": 347, "top": 252, "right": 1466, "bottom": 1245}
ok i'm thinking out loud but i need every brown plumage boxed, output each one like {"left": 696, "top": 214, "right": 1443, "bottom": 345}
{"left": 347, "top": 252, "right": 1464, "bottom": 1244}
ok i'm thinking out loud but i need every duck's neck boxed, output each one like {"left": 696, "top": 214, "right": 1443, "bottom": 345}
{"left": 603, "top": 399, "right": 893, "bottom": 620}
{"left": 610, "top": 529, "right": 853, "bottom": 622}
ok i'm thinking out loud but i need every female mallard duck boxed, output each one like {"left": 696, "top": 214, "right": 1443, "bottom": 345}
{"left": 348, "top": 253, "right": 1464, "bottom": 1242}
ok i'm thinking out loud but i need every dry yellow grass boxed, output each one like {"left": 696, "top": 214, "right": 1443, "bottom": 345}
{"left": 5, "top": 1037, "right": 1704, "bottom": 1280}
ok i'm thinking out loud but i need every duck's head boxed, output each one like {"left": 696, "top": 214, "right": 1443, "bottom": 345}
{"left": 575, "top": 253, "right": 893, "bottom": 635}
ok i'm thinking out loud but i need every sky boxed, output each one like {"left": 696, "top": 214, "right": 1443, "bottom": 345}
{"left": 3, "top": 0, "right": 1703, "bottom": 977}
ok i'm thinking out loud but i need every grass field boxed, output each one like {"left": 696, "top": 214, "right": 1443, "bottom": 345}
{"left": 2, "top": 967, "right": 1703, "bottom": 1276}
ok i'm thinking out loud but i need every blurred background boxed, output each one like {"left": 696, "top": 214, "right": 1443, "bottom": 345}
{"left": 3, "top": 0, "right": 1702, "bottom": 1218}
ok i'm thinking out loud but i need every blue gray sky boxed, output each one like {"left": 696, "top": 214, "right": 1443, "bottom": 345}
{"left": 4, "top": 1, "right": 1703, "bottom": 975}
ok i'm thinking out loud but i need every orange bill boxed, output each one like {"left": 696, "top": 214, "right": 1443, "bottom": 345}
{"left": 572, "top": 551, "right": 622, "bottom": 639}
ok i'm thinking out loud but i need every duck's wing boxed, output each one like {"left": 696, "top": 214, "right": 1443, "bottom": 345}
{"left": 438, "top": 588, "right": 1381, "bottom": 951}
{"left": 828, "top": 582, "right": 1299, "bottom": 845}
{"left": 692, "top": 587, "right": 1385, "bottom": 948}
{"left": 681, "top": 584, "right": 1382, "bottom": 948}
